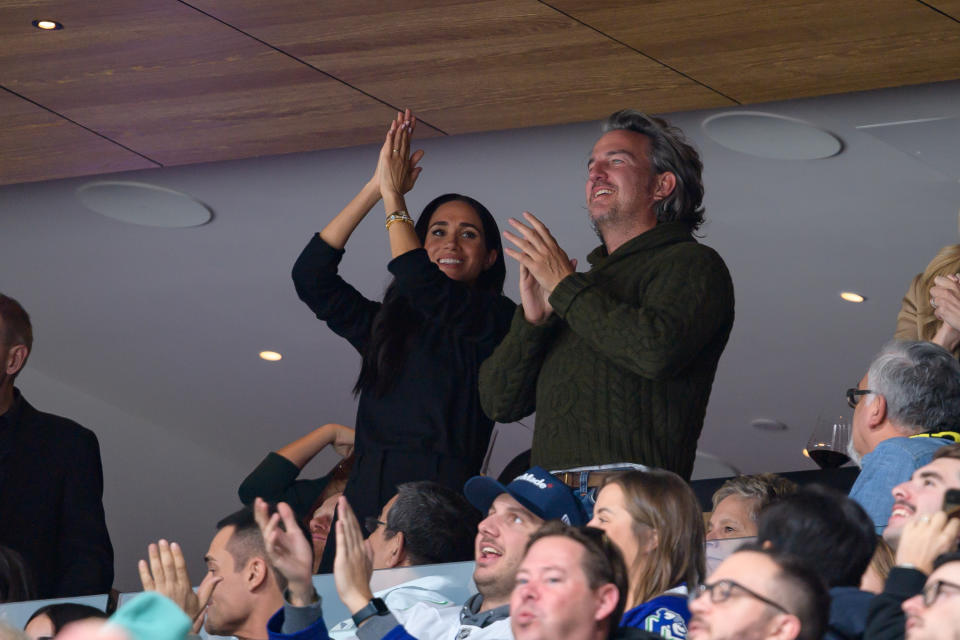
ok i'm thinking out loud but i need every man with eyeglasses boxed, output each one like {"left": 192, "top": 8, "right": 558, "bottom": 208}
{"left": 687, "top": 548, "right": 828, "bottom": 640}
{"left": 846, "top": 341, "right": 960, "bottom": 531}
{"left": 902, "top": 552, "right": 960, "bottom": 640}
{"left": 323, "top": 481, "right": 479, "bottom": 637}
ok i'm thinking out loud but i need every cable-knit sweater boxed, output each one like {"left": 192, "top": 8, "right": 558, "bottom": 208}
{"left": 479, "top": 222, "right": 735, "bottom": 479}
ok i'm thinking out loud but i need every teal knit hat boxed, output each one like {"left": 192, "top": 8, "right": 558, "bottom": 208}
{"left": 105, "top": 593, "right": 190, "bottom": 640}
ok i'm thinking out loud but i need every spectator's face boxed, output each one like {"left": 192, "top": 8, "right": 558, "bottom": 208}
{"left": 474, "top": 494, "right": 543, "bottom": 603}
{"left": 308, "top": 493, "right": 340, "bottom": 572}
{"left": 885, "top": 458, "right": 960, "bottom": 548}
{"left": 586, "top": 130, "right": 659, "bottom": 231}
{"left": 707, "top": 495, "right": 759, "bottom": 540}
{"left": 589, "top": 483, "right": 642, "bottom": 568}
{"left": 422, "top": 201, "right": 496, "bottom": 286}
{"left": 511, "top": 536, "right": 616, "bottom": 640}
{"left": 365, "top": 494, "right": 401, "bottom": 570}
{"left": 203, "top": 526, "right": 250, "bottom": 636}
{"left": 688, "top": 551, "right": 791, "bottom": 640}
{"left": 903, "top": 561, "right": 960, "bottom": 640}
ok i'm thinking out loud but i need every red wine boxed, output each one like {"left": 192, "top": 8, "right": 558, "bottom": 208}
{"left": 809, "top": 449, "right": 850, "bottom": 469}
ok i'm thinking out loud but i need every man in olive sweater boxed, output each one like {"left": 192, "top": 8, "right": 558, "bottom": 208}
{"left": 480, "top": 110, "right": 734, "bottom": 492}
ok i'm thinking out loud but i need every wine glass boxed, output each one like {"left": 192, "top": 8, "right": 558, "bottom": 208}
{"left": 806, "top": 415, "right": 851, "bottom": 469}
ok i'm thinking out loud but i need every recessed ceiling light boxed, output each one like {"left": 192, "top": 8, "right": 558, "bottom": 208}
{"left": 76, "top": 181, "right": 214, "bottom": 228}
{"left": 702, "top": 111, "right": 843, "bottom": 160}
{"left": 840, "top": 291, "right": 866, "bottom": 303}
{"left": 802, "top": 448, "right": 811, "bottom": 458}
{"left": 32, "top": 19, "right": 63, "bottom": 30}
{"left": 259, "top": 351, "right": 282, "bottom": 362}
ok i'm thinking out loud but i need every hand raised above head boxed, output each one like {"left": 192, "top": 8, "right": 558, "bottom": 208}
{"left": 377, "top": 109, "right": 424, "bottom": 198}
{"left": 331, "top": 424, "right": 355, "bottom": 458}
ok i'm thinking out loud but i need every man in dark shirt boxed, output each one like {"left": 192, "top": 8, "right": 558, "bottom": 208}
{"left": 479, "top": 109, "right": 735, "bottom": 499}
{"left": 0, "top": 293, "right": 113, "bottom": 598}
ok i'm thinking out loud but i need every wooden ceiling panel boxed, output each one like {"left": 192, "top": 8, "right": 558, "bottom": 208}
{"left": 548, "top": 0, "right": 960, "bottom": 104}
{"left": 0, "top": 90, "right": 156, "bottom": 186}
{"left": 187, "top": 0, "right": 736, "bottom": 134}
{"left": 926, "top": 0, "right": 960, "bottom": 19}
{"left": 0, "top": 0, "right": 417, "bottom": 168}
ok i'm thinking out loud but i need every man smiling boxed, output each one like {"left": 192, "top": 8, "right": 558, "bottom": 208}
{"left": 884, "top": 444, "right": 960, "bottom": 550}
{"left": 354, "top": 467, "right": 586, "bottom": 640}
{"left": 480, "top": 110, "right": 734, "bottom": 502}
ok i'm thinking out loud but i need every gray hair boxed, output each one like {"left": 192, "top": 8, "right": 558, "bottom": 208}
{"left": 711, "top": 473, "right": 797, "bottom": 519}
{"left": 867, "top": 340, "right": 960, "bottom": 433}
{"left": 385, "top": 481, "right": 480, "bottom": 565}
{"left": 602, "top": 110, "right": 705, "bottom": 232}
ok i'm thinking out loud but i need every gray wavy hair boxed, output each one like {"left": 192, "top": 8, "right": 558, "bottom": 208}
{"left": 602, "top": 110, "right": 705, "bottom": 232}
{"left": 867, "top": 340, "right": 960, "bottom": 433}
{"left": 710, "top": 473, "right": 797, "bottom": 519}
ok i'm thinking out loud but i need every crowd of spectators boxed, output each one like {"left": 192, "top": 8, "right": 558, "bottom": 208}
{"left": 3, "top": 103, "right": 960, "bottom": 640}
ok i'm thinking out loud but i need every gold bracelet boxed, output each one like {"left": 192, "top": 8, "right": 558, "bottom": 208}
{"left": 386, "top": 217, "right": 414, "bottom": 231}
{"left": 385, "top": 211, "right": 414, "bottom": 230}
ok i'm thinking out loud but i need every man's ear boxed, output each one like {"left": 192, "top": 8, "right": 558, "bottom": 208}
{"left": 593, "top": 583, "right": 620, "bottom": 622}
{"left": 4, "top": 344, "right": 28, "bottom": 377}
{"left": 866, "top": 394, "right": 887, "bottom": 430}
{"left": 767, "top": 613, "right": 802, "bottom": 640}
{"left": 246, "top": 557, "right": 269, "bottom": 591}
{"left": 385, "top": 531, "right": 405, "bottom": 569}
{"left": 652, "top": 172, "right": 677, "bottom": 202}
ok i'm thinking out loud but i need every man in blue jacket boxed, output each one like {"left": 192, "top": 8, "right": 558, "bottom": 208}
{"left": 847, "top": 340, "right": 960, "bottom": 531}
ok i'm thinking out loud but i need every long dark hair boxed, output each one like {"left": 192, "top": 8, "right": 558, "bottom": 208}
{"left": 354, "top": 193, "right": 506, "bottom": 397}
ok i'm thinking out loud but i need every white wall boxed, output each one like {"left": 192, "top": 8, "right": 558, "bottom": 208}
{"left": 16, "top": 368, "right": 249, "bottom": 591}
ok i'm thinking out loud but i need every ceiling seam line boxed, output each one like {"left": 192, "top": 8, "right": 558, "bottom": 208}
{"left": 536, "top": 1, "right": 743, "bottom": 106}
{"left": 0, "top": 85, "right": 163, "bottom": 166}
{"left": 913, "top": 0, "right": 960, "bottom": 23}
{"left": 172, "top": 0, "right": 450, "bottom": 136}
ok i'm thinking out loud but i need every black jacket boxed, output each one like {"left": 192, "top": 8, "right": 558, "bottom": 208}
{"left": 863, "top": 567, "right": 926, "bottom": 640}
{"left": 0, "top": 390, "right": 113, "bottom": 598}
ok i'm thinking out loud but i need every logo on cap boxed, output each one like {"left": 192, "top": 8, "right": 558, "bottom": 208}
{"left": 515, "top": 472, "right": 548, "bottom": 490}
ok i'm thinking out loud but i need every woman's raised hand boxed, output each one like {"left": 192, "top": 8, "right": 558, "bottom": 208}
{"left": 378, "top": 109, "right": 424, "bottom": 198}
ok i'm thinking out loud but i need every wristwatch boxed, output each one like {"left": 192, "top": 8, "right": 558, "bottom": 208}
{"left": 352, "top": 597, "right": 389, "bottom": 626}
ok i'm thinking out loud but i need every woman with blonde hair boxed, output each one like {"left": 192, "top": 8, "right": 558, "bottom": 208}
{"left": 588, "top": 469, "right": 704, "bottom": 639}
{"left": 896, "top": 216, "right": 960, "bottom": 356}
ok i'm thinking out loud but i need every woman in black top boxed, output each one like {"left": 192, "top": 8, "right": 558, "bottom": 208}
{"left": 292, "top": 110, "right": 515, "bottom": 570}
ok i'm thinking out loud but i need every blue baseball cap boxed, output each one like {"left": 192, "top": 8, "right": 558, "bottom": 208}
{"left": 464, "top": 466, "right": 587, "bottom": 526}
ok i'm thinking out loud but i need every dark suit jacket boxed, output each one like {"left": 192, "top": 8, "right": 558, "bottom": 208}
{"left": 0, "top": 389, "right": 114, "bottom": 598}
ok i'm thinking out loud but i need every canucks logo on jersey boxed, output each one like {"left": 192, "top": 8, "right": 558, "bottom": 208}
{"left": 644, "top": 607, "right": 688, "bottom": 640}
